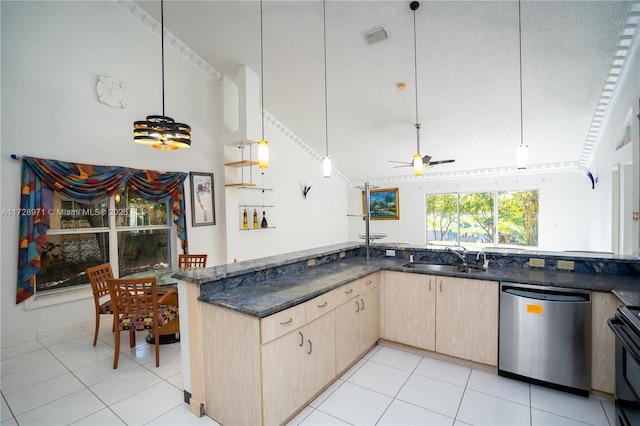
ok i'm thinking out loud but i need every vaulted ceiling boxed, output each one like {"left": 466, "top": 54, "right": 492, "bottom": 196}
{"left": 134, "top": 0, "right": 639, "bottom": 183}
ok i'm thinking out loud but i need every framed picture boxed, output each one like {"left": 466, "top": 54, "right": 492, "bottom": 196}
{"left": 190, "top": 172, "right": 215, "bottom": 226}
{"left": 363, "top": 188, "right": 399, "bottom": 220}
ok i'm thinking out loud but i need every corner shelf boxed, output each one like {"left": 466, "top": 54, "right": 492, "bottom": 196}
{"left": 225, "top": 160, "right": 259, "bottom": 168}
{"left": 225, "top": 183, "right": 257, "bottom": 187}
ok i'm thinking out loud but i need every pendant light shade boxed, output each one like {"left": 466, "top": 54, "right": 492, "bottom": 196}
{"left": 516, "top": 143, "right": 528, "bottom": 169}
{"left": 133, "top": 0, "right": 190, "bottom": 150}
{"left": 258, "top": 139, "right": 269, "bottom": 168}
{"left": 323, "top": 156, "right": 332, "bottom": 178}
{"left": 258, "top": 0, "right": 269, "bottom": 168}
{"left": 412, "top": 154, "right": 423, "bottom": 176}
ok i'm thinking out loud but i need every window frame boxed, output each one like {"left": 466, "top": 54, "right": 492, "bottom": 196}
{"left": 425, "top": 188, "right": 539, "bottom": 249}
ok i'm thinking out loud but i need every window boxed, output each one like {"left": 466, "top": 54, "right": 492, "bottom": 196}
{"left": 35, "top": 186, "right": 172, "bottom": 293}
{"left": 426, "top": 189, "right": 538, "bottom": 249}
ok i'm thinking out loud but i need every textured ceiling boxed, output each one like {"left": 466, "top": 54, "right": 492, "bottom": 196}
{"left": 133, "top": 0, "right": 639, "bottom": 183}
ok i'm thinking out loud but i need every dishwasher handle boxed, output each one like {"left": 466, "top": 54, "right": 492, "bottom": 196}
{"left": 502, "top": 286, "right": 590, "bottom": 303}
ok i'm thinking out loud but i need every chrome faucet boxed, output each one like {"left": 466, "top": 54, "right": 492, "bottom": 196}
{"left": 477, "top": 251, "right": 489, "bottom": 269}
{"left": 446, "top": 246, "right": 467, "bottom": 266}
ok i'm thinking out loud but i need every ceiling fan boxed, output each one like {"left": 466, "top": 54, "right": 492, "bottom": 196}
{"left": 389, "top": 1, "right": 455, "bottom": 176}
{"left": 389, "top": 123, "right": 455, "bottom": 171}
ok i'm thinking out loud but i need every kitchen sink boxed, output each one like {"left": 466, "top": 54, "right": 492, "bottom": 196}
{"left": 403, "top": 262, "right": 486, "bottom": 274}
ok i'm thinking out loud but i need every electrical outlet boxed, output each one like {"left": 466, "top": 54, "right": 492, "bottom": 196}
{"left": 558, "top": 260, "right": 575, "bottom": 271}
{"left": 339, "top": 251, "right": 346, "bottom": 258}
{"left": 307, "top": 258, "right": 316, "bottom": 267}
{"left": 385, "top": 249, "right": 396, "bottom": 257}
{"left": 529, "top": 258, "right": 545, "bottom": 268}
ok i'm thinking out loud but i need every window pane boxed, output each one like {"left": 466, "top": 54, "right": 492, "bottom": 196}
{"left": 114, "top": 187, "right": 169, "bottom": 227}
{"left": 35, "top": 232, "right": 109, "bottom": 291}
{"left": 426, "top": 193, "right": 458, "bottom": 244}
{"left": 117, "top": 229, "right": 170, "bottom": 276}
{"left": 497, "top": 190, "right": 539, "bottom": 246}
{"left": 50, "top": 192, "right": 108, "bottom": 230}
{"left": 459, "top": 192, "right": 494, "bottom": 246}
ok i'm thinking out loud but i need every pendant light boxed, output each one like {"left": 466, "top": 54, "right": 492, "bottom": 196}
{"left": 257, "top": 0, "right": 269, "bottom": 168}
{"left": 322, "top": 0, "right": 332, "bottom": 178}
{"left": 133, "top": 0, "right": 191, "bottom": 150}
{"left": 410, "top": 1, "right": 423, "bottom": 177}
{"left": 515, "top": 0, "right": 528, "bottom": 169}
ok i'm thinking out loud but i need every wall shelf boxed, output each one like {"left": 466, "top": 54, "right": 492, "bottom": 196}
{"left": 225, "top": 160, "right": 259, "bottom": 168}
{"left": 225, "top": 183, "right": 257, "bottom": 188}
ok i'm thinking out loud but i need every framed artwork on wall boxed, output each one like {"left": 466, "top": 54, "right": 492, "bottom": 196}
{"left": 190, "top": 172, "right": 215, "bottom": 226}
{"left": 363, "top": 187, "right": 399, "bottom": 220}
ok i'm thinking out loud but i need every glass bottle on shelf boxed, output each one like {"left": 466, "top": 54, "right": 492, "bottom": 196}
{"left": 261, "top": 211, "right": 268, "bottom": 228}
{"left": 242, "top": 209, "right": 249, "bottom": 229}
{"left": 253, "top": 209, "right": 258, "bottom": 228}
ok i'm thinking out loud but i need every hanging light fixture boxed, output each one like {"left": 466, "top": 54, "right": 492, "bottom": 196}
{"left": 410, "top": 1, "right": 423, "bottom": 177}
{"left": 515, "top": 0, "right": 528, "bottom": 169}
{"left": 133, "top": 0, "right": 191, "bottom": 150}
{"left": 322, "top": 0, "right": 332, "bottom": 178}
{"left": 257, "top": 0, "right": 269, "bottom": 168}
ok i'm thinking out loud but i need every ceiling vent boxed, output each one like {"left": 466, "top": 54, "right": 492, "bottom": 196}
{"left": 363, "top": 26, "right": 388, "bottom": 45}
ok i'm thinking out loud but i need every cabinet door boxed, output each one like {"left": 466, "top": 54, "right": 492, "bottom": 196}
{"left": 262, "top": 311, "right": 336, "bottom": 426}
{"left": 380, "top": 271, "right": 436, "bottom": 351}
{"left": 262, "top": 325, "right": 308, "bottom": 426}
{"left": 435, "top": 277, "right": 498, "bottom": 365}
{"left": 335, "top": 289, "right": 378, "bottom": 374}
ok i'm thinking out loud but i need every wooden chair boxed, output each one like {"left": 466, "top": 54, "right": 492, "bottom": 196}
{"left": 86, "top": 263, "right": 115, "bottom": 346}
{"left": 178, "top": 254, "right": 208, "bottom": 268}
{"left": 107, "top": 277, "right": 179, "bottom": 369}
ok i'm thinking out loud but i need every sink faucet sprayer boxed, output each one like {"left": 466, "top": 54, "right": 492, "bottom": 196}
{"left": 477, "top": 251, "right": 489, "bottom": 269}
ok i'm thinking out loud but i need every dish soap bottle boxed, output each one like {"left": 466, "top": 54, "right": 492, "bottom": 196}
{"left": 253, "top": 209, "right": 258, "bottom": 228}
{"left": 242, "top": 209, "right": 248, "bottom": 229}
{"left": 261, "top": 211, "right": 268, "bottom": 228}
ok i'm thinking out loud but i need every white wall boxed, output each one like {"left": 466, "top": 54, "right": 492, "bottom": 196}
{"left": 0, "top": 0, "right": 224, "bottom": 341}
{"left": 586, "top": 41, "right": 640, "bottom": 254}
{"left": 347, "top": 171, "right": 591, "bottom": 251}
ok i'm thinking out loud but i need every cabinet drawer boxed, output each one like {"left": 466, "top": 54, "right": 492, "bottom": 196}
{"left": 358, "top": 273, "right": 379, "bottom": 293}
{"left": 261, "top": 303, "right": 306, "bottom": 344}
{"left": 335, "top": 280, "right": 359, "bottom": 305}
{"left": 305, "top": 290, "right": 338, "bottom": 323}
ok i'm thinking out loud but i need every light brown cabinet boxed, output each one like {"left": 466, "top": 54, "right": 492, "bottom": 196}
{"left": 380, "top": 270, "right": 436, "bottom": 351}
{"left": 335, "top": 282, "right": 380, "bottom": 372}
{"left": 380, "top": 271, "right": 498, "bottom": 366}
{"left": 262, "top": 311, "right": 336, "bottom": 425}
{"left": 591, "top": 291, "right": 621, "bottom": 394}
{"left": 435, "top": 276, "right": 499, "bottom": 365}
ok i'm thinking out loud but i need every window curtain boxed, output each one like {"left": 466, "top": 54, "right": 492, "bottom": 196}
{"left": 17, "top": 157, "right": 188, "bottom": 303}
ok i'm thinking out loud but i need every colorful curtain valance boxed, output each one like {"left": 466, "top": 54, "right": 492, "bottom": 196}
{"left": 17, "top": 157, "right": 189, "bottom": 303}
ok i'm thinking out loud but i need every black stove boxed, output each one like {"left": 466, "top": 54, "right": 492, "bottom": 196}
{"left": 608, "top": 305, "right": 640, "bottom": 426}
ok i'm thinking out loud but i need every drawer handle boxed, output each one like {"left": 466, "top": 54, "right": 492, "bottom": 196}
{"left": 345, "top": 288, "right": 353, "bottom": 294}
{"left": 298, "top": 331, "right": 304, "bottom": 346}
{"left": 307, "top": 339, "right": 312, "bottom": 355}
{"left": 360, "top": 299, "right": 364, "bottom": 311}
{"left": 355, "top": 300, "right": 360, "bottom": 313}
{"left": 280, "top": 318, "right": 293, "bottom": 326}
{"left": 429, "top": 279, "right": 432, "bottom": 292}
{"left": 317, "top": 301, "right": 328, "bottom": 308}
{"left": 366, "top": 280, "right": 373, "bottom": 285}
{"left": 439, "top": 281, "right": 443, "bottom": 292}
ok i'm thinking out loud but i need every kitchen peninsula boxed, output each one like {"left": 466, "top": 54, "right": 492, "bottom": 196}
{"left": 174, "top": 242, "right": 640, "bottom": 425}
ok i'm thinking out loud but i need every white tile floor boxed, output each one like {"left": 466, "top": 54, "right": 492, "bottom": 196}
{"left": 1, "top": 324, "right": 616, "bottom": 426}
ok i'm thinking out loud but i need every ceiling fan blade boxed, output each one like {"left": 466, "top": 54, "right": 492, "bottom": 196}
{"left": 428, "top": 159, "right": 455, "bottom": 166}
{"left": 392, "top": 164, "right": 412, "bottom": 168}
{"left": 388, "top": 160, "right": 411, "bottom": 165}
{"left": 422, "top": 155, "right": 432, "bottom": 164}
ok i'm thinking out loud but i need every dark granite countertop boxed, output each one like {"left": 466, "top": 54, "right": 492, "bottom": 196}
{"left": 189, "top": 254, "right": 640, "bottom": 318}
{"left": 613, "top": 289, "right": 640, "bottom": 306}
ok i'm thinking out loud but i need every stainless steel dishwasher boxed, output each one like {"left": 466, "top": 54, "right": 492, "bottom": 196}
{"left": 498, "top": 282, "right": 592, "bottom": 396}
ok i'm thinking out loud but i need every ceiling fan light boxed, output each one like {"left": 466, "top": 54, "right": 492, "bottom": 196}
{"left": 413, "top": 153, "right": 423, "bottom": 176}
{"left": 322, "top": 156, "right": 332, "bottom": 178}
{"left": 258, "top": 139, "right": 269, "bottom": 168}
{"left": 516, "top": 143, "right": 528, "bottom": 170}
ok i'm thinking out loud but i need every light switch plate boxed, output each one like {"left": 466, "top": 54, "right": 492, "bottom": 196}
{"left": 558, "top": 260, "right": 575, "bottom": 271}
{"left": 339, "top": 251, "right": 346, "bottom": 258}
{"left": 385, "top": 250, "right": 396, "bottom": 257}
{"left": 307, "top": 258, "right": 316, "bottom": 267}
{"left": 529, "top": 258, "right": 545, "bottom": 268}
